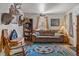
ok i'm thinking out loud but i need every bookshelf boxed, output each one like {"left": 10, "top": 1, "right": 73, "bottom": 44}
{"left": 23, "top": 18, "right": 33, "bottom": 42}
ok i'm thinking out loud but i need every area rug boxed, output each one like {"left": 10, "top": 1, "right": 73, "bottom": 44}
{"left": 34, "top": 46, "right": 53, "bottom": 54}
{"left": 25, "top": 43, "right": 76, "bottom": 56}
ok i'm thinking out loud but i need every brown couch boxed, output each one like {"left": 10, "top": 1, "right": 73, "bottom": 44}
{"left": 33, "top": 30, "right": 64, "bottom": 43}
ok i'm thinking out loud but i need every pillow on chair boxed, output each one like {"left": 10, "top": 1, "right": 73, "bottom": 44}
{"left": 10, "top": 29, "right": 18, "bottom": 40}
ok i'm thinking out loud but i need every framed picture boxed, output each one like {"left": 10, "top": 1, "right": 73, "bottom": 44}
{"left": 69, "top": 13, "right": 73, "bottom": 37}
{"left": 51, "top": 19, "right": 60, "bottom": 26}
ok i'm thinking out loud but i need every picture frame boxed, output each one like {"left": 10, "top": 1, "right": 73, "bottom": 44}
{"left": 51, "top": 19, "right": 60, "bottom": 26}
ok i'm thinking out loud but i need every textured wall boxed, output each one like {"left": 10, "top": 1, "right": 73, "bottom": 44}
{"left": 24, "top": 13, "right": 64, "bottom": 30}
{"left": 65, "top": 4, "right": 79, "bottom": 47}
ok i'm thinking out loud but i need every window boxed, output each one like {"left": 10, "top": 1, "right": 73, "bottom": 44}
{"left": 36, "top": 16, "right": 48, "bottom": 31}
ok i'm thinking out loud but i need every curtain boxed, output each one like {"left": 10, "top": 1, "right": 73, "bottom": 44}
{"left": 44, "top": 16, "right": 48, "bottom": 31}
{"left": 36, "top": 16, "right": 49, "bottom": 31}
{"left": 36, "top": 16, "right": 40, "bottom": 31}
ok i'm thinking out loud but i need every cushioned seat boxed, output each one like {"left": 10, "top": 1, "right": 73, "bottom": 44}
{"left": 33, "top": 30, "right": 64, "bottom": 43}
{"left": 37, "top": 36, "right": 60, "bottom": 38}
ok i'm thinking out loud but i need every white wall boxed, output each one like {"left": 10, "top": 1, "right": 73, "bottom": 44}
{"left": 24, "top": 13, "right": 64, "bottom": 30}
{"left": 65, "top": 4, "right": 79, "bottom": 47}
{"left": 47, "top": 14, "right": 64, "bottom": 30}
{"left": 0, "top": 11, "right": 64, "bottom": 41}
{"left": 0, "top": 3, "right": 11, "bottom": 13}
{"left": 0, "top": 24, "right": 23, "bottom": 39}
{"left": 0, "top": 15, "right": 23, "bottom": 39}
{"left": 0, "top": 3, "right": 23, "bottom": 39}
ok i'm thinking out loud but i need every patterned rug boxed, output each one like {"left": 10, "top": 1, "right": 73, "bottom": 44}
{"left": 34, "top": 46, "right": 53, "bottom": 54}
{"left": 0, "top": 43, "right": 76, "bottom": 56}
{"left": 25, "top": 43, "right": 76, "bottom": 56}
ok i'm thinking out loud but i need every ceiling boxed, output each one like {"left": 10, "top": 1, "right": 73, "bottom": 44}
{"left": 0, "top": 3, "right": 78, "bottom": 15}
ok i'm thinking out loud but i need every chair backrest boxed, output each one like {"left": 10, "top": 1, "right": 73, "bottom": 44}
{"left": 1, "top": 29, "right": 9, "bottom": 46}
{"left": 1, "top": 29, "right": 10, "bottom": 56}
{"left": 0, "top": 38, "right": 3, "bottom": 53}
{"left": 10, "top": 29, "right": 18, "bottom": 40}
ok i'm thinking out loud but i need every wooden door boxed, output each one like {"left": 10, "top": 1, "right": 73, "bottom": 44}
{"left": 77, "top": 16, "right": 79, "bottom": 56}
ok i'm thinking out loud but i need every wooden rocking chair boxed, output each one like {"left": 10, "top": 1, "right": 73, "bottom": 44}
{"left": 1, "top": 29, "right": 26, "bottom": 56}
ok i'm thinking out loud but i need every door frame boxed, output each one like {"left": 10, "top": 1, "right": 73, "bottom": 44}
{"left": 76, "top": 15, "right": 79, "bottom": 56}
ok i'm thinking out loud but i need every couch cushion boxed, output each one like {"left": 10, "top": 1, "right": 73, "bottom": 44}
{"left": 36, "top": 35, "right": 60, "bottom": 38}
{"left": 39, "top": 30, "right": 55, "bottom": 36}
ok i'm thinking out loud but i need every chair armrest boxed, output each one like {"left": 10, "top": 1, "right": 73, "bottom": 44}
{"left": 18, "top": 41, "right": 23, "bottom": 45}
{"left": 10, "top": 43, "right": 26, "bottom": 50}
